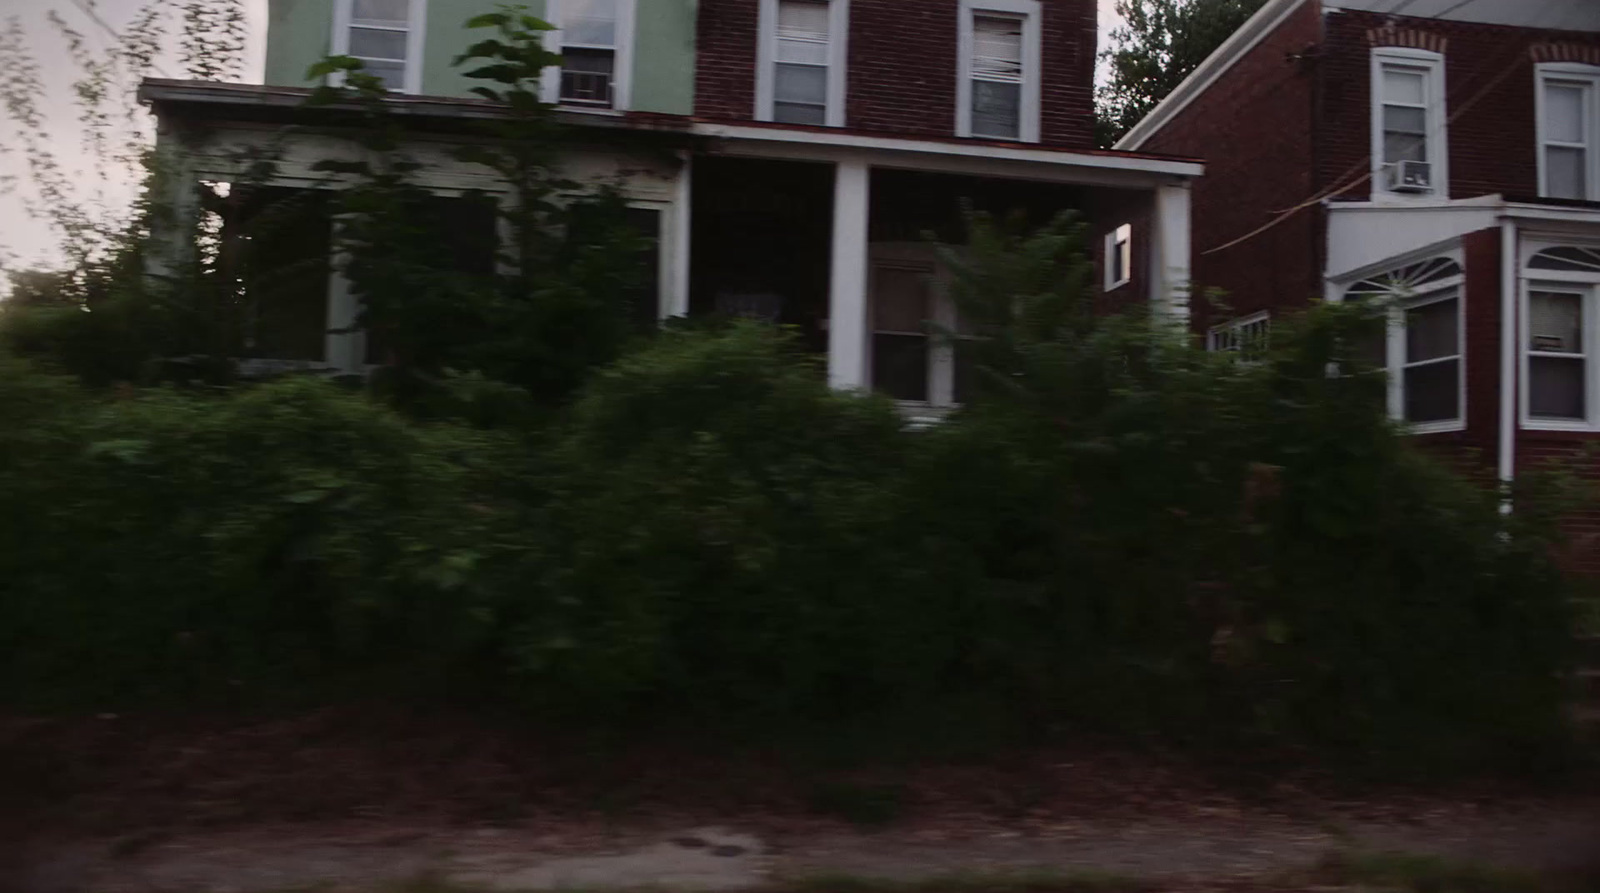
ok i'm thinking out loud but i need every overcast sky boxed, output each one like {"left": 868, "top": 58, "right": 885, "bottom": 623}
{"left": 0, "top": 0, "right": 1126, "bottom": 272}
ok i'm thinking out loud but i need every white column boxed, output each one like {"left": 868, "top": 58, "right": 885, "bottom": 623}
{"left": 666, "top": 152, "right": 693, "bottom": 319}
{"left": 143, "top": 126, "right": 200, "bottom": 286}
{"left": 324, "top": 215, "right": 364, "bottom": 371}
{"left": 828, "top": 158, "right": 871, "bottom": 390}
{"left": 1150, "top": 181, "right": 1193, "bottom": 327}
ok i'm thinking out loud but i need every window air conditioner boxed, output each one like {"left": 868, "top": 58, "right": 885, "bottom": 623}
{"left": 1387, "top": 159, "right": 1433, "bottom": 194}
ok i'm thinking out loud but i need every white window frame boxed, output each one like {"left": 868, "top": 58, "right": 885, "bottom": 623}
{"left": 956, "top": 0, "right": 1042, "bottom": 144}
{"left": 1385, "top": 283, "right": 1466, "bottom": 434}
{"left": 1520, "top": 241, "right": 1600, "bottom": 432}
{"left": 756, "top": 0, "right": 850, "bottom": 128}
{"left": 331, "top": 0, "right": 429, "bottom": 96}
{"left": 1207, "top": 310, "right": 1270, "bottom": 359}
{"left": 540, "top": 0, "right": 637, "bottom": 112}
{"left": 1369, "top": 46, "right": 1448, "bottom": 201}
{"left": 1534, "top": 63, "right": 1600, "bottom": 202}
{"left": 1104, "top": 223, "right": 1132, "bottom": 291}
{"left": 1338, "top": 254, "right": 1467, "bottom": 433}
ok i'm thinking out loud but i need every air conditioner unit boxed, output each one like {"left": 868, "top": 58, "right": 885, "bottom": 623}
{"left": 1387, "top": 159, "right": 1433, "bottom": 194}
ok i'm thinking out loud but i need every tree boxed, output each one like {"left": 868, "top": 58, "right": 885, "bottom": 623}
{"left": 1096, "top": 0, "right": 1267, "bottom": 148}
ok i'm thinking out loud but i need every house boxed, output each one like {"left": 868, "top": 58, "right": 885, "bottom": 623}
{"left": 138, "top": 0, "right": 1200, "bottom": 412}
{"left": 1115, "top": 0, "right": 1600, "bottom": 565}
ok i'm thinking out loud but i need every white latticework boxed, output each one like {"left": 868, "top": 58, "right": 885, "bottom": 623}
{"left": 1346, "top": 257, "right": 1463, "bottom": 299}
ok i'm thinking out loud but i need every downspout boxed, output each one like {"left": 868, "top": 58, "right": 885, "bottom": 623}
{"left": 1499, "top": 218, "right": 1517, "bottom": 511}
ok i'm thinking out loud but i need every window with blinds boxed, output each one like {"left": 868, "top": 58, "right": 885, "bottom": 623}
{"left": 1539, "top": 70, "right": 1598, "bottom": 201}
{"left": 343, "top": 0, "right": 414, "bottom": 92}
{"left": 970, "top": 14, "right": 1024, "bottom": 139}
{"left": 771, "top": 0, "right": 832, "bottom": 125}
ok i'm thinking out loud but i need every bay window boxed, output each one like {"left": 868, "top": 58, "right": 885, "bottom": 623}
{"left": 1345, "top": 256, "right": 1465, "bottom": 431}
{"left": 958, "top": 0, "right": 1040, "bottom": 143}
{"left": 1537, "top": 65, "right": 1600, "bottom": 201}
{"left": 333, "top": 0, "right": 426, "bottom": 94}
{"left": 758, "top": 0, "right": 848, "bottom": 127}
{"left": 1523, "top": 245, "right": 1600, "bottom": 428}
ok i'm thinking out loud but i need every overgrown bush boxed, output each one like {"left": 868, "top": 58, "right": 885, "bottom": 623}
{"left": 0, "top": 216, "right": 1581, "bottom": 772}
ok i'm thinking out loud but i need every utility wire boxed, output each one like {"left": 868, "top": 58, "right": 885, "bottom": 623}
{"left": 1199, "top": 11, "right": 1542, "bottom": 257}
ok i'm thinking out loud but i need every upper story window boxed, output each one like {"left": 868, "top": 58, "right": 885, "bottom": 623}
{"left": 957, "top": 0, "right": 1041, "bottom": 143}
{"left": 1370, "top": 47, "right": 1448, "bottom": 199}
{"left": 543, "top": 0, "right": 636, "bottom": 110}
{"left": 333, "top": 0, "right": 426, "bottom": 94}
{"left": 1345, "top": 256, "right": 1465, "bottom": 432}
{"left": 1537, "top": 65, "right": 1600, "bottom": 201}
{"left": 1522, "top": 244, "right": 1600, "bottom": 429}
{"left": 757, "top": 0, "right": 849, "bottom": 127}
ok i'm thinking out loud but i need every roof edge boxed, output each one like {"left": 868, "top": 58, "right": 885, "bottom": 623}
{"left": 1113, "top": 0, "right": 1311, "bottom": 152}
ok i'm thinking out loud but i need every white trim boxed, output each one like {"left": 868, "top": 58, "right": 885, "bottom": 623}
{"left": 1207, "top": 310, "right": 1271, "bottom": 356}
{"left": 668, "top": 152, "right": 693, "bottom": 318}
{"left": 540, "top": 0, "right": 636, "bottom": 111}
{"left": 829, "top": 158, "right": 872, "bottom": 390}
{"left": 1152, "top": 182, "right": 1192, "bottom": 324}
{"left": 1370, "top": 46, "right": 1449, "bottom": 201}
{"left": 956, "top": 0, "right": 1042, "bottom": 143}
{"left": 757, "top": 0, "right": 849, "bottom": 128}
{"left": 1388, "top": 280, "right": 1467, "bottom": 434}
{"left": 692, "top": 122, "right": 1205, "bottom": 181}
{"left": 1115, "top": 0, "right": 1306, "bottom": 151}
{"left": 1518, "top": 237, "right": 1600, "bottom": 431}
{"left": 1534, "top": 63, "right": 1600, "bottom": 202}
{"left": 1104, "top": 223, "right": 1132, "bottom": 290}
{"left": 330, "top": 0, "right": 427, "bottom": 95}
{"left": 1499, "top": 220, "right": 1517, "bottom": 499}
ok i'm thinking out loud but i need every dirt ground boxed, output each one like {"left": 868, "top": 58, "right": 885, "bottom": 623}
{"left": 4, "top": 708, "right": 1598, "bottom": 892}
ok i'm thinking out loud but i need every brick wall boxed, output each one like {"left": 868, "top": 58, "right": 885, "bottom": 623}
{"left": 694, "top": 0, "right": 1098, "bottom": 147}
{"left": 1138, "top": 0, "right": 1323, "bottom": 333}
{"left": 695, "top": 0, "right": 759, "bottom": 122}
{"left": 1320, "top": 9, "right": 1600, "bottom": 202}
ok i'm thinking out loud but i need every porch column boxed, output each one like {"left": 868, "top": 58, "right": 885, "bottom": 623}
{"left": 1150, "top": 181, "right": 1193, "bottom": 327}
{"left": 324, "top": 216, "right": 364, "bottom": 372}
{"left": 828, "top": 158, "right": 871, "bottom": 390}
{"left": 667, "top": 152, "right": 693, "bottom": 319}
{"left": 143, "top": 126, "right": 200, "bottom": 286}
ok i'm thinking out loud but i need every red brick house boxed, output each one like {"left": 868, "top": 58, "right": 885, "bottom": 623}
{"left": 1115, "top": 0, "right": 1600, "bottom": 561}
{"left": 145, "top": 0, "right": 1200, "bottom": 419}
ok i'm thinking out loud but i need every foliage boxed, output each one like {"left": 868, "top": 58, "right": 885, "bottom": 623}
{"left": 0, "top": 208, "right": 1580, "bottom": 771}
{"left": 1097, "top": 0, "right": 1268, "bottom": 147}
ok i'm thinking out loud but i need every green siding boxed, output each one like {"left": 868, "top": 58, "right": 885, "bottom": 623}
{"left": 264, "top": 0, "right": 696, "bottom": 113}
{"left": 264, "top": 0, "right": 335, "bottom": 88}
{"left": 630, "top": 0, "right": 697, "bottom": 115}
{"left": 421, "top": 0, "right": 545, "bottom": 99}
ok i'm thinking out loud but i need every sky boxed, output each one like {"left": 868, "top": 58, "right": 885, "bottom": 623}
{"left": 0, "top": 0, "right": 1127, "bottom": 273}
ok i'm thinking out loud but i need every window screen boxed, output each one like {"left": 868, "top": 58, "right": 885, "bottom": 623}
{"left": 774, "top": 0, "right": 830, "bottom": 125}
{"left": 347, "top": 0, "right": 411, "bottom": 91}
{"left": 971, "top": 14, "right": 1024, "bottom": 139}
{"left": 560, "top": 0, "right": 619, "bottom": 107}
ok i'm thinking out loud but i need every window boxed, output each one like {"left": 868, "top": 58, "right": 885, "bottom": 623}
{"left": 1344, "top": 256, "right": 1465, "bottom": 431}
{"left": 332, "top": 0, "right": 426, "bottom": 94}
{"left": 1208, "top": 311, "right": 1270, "bottom": 361}
{"left": 544, "top": 0, "right": 635, "bottom": 110}
{"left": 1523, "top": 245, "right": 1600, "bottom": 428}
{"left": 757, "top": 0, "right": 848, "bottom": 126}
{"left": 1104, "top": 223, "right": 1132, "bottom": 290}
{"left": 1537, "top": 65, "right": 1600, "bottom": 201}
{"left": 869, "top": 245, "right": 966, "bottom": 407}
{"left": 957, "top": 0, "right": 1040, "bottom": 143}
{"left": 1370, "top": 47, "right": 1447, "bottom": 198}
